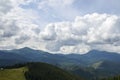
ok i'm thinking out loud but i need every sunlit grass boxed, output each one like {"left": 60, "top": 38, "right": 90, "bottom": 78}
{"left": 0, "top": 67, "right": 27, "bottom": 80}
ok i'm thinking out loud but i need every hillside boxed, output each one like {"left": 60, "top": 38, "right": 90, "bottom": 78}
{"left": 91, "top": 60, "right": 120, "bottom": 78}
{"left": 0, "top": 62, "right": 83, "bottom": 80}
{"left": 0, "top": 67, "right": 27, "bottom": 80}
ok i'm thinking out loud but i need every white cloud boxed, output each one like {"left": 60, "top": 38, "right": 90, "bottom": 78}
{"left": 0, "top": 0, "right": 41, "bottom": 50}
{"left": 40, "top": 13, "right": 120, "bottom": 53}
{"left": 60, "top": 44, "right": 90, "bottom": 54}
{"left": 0, "top": 0, "right": 120, "bottom": 54}
{"left": 0, "top": 0, "right": 28, "bottom": 15}
{"left": 40, "top": 24, "right": 56, "bottom": 40}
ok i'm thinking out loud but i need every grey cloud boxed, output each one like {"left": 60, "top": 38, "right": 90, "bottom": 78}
{"left": 33, "top": 28, "right": 41, "bottom": 34}
{"left": 46, "top": 42, "right": 62, "bottom": 51}
{"left": 15, "top": 35, "right": 31, "bottom": 44}
{"left": 0, "top": 45, "right": 16, "bottom": 50}
{"left": 2, "top": 22, "right": 19, "bottom": 38}
{"left": 0, "top": 19, "right": 19, "bottom": 39}
{"left": 45, "top": 38, "right": 80, "bottom": 51}
{"left": 0, "top": 0, "right": 13, "bottom": 14}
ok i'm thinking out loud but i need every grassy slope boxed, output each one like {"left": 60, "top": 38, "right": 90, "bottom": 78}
{"left": 0, "top": 67, "right": 27, "bottom": 80}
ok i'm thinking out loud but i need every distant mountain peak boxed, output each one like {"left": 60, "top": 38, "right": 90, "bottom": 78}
{"left": 87, "top": 49, "right": 119, "bottom": 55}
{"left": 11, "top": 47, "right": 36, "bottom": 53}
{"left": 86, "top": 50, "right": 102, "bottom": 55}
{"left": 20, "top": 47, "right": 32, "bottom": 50}
{"left": 88, "top": 50, "right": 102, "bottom": 53}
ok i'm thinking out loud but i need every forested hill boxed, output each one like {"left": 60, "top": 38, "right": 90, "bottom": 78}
{"left": 0, "top": 62, "right": 84, "bottom": 80}
{"left": 101, "top": 75, "right": 120, "bottom": 80}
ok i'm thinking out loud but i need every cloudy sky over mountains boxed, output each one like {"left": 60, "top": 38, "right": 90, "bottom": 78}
{"left": 0, "top": 0, "right": 120, "bottom": 54}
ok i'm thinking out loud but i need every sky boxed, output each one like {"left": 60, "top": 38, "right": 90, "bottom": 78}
{"left": 0, "top": 0, "right": 120, "bottom": 54}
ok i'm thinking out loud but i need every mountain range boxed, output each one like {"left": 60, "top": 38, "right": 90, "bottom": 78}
{"left": 0, "top": 47, "right": 120, "bottom": 80}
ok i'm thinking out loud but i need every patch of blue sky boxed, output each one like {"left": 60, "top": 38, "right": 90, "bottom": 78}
{"left": 73, "top": 0, "right": 120, "bottom": 15}
{"left": 20, "top": 3, "right": 69, "bottom": 23}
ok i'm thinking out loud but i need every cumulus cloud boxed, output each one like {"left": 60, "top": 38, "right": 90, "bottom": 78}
{"left": 0, "top": 0, "right": 40, "bottom": 50}
{"left": 0, "top": 0, "right": 28, "bottom": 15}
{"left": 40, "top": 13, "right": 120, "bottom": 53}
{"left": 0, "top": 0, "right": 120, "bottom": 54}
{"left": 40, "top": 24, "right": 57, "bottom": 41}
{"left": 0, "top": 20, "right": 19, "bottom": 39}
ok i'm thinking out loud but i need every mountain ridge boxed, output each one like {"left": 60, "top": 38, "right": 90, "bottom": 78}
{"left": 1, "top": 47, "right": 120, "bottom": 66}
{"left": 1, "top": 47, "right": 120, "bottom": 80}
